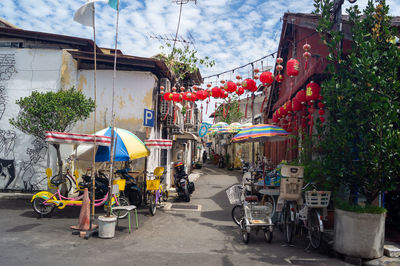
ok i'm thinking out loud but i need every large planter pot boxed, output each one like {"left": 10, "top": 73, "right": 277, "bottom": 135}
{"left": 334, "top": 209, "right": 385, "bottom": 259}
{"left": 98, "top": 215, "right": 117, "bottom": 239}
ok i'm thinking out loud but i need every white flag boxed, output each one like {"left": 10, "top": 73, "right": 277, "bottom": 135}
{"left": 74, "top": 0, "right": 104, "bottom": 27}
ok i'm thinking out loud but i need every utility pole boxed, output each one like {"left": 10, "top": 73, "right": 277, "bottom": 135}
{"left": 251, "top": 64, "right": 255, "bottom": 164}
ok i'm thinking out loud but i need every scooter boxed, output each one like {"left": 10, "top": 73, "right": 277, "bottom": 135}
{"left": 115, "top": 168, "right": 142, "bottom": 207}
{"left": 173, "top": 162, "right": 194, "bottom": 202}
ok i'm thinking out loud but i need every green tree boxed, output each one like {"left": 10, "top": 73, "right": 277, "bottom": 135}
{"left": 10, "top": 87, "right": 95, "bottom": 178}
{"left": 156, "top": 43, "right": 215, "bottom": 85}
{"left": 214, "top": 96, "right": 244, "bottom": 124}
{"left": 314, "top": 0, "right": 400, "bottom": 204}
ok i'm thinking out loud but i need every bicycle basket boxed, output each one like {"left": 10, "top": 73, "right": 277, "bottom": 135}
{"left": 279, "top": 177, "right": 303, "bottom": 201}
{"left": 112, "top": 179, "right": 126, "bottom": 191}
{"left": 248, "top": 205, "right": 273, "bottom": 220}
{"left": 146, "top": 179, "right": 160, "bottom": 191}
{"left": 305, "top": 191, "right": 331, "bottom": 208}
{"left": 226, "top": 185, "right": 242, "bottom": 205}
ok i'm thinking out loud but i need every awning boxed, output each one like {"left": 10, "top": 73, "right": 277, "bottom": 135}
{"left": 45, "top": 131, "right": 111, "bottom": 146}
{"left": 174, "top": 132, "right": 200, "bottom": 142}
{"left": 144, "top": 139, "right": 173, "bottom": 149}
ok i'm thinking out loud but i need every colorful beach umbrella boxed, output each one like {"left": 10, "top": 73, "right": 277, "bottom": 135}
{"left": 232, "top": 124, "right": 288, "bottom": 143}
{"left": 74, "top": 127, "right": 149, "bottom": 162}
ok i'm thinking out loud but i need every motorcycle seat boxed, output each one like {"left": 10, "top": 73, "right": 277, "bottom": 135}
{"left": 245, "top": 195, "right": 259, "bottom": 202}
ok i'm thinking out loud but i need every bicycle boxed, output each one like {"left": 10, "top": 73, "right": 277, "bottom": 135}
{"left": 146, "top": 167, "right": 168, "bottom": 216}
{"left": 31, "top": 174, "right": 129, "bottom": 218}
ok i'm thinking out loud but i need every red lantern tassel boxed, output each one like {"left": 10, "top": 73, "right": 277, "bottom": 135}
{"left": 260, "top": 96, "right": 268, "bottom": 113}
{"left": 189, "top": 104, "right": 193, "bottom": 122}
{"left": 206, "top": 100, "right": 209, "bottom": 114}
{"left": 162, "top": 101, "right": 170, "bottom": 121}
{"left": 223, "top": 103, "right": 226, "bottom": 118}
{"left": 173, "top": 104, "right": 177, "bottom": 124}
{"left": 200, "top": 104, "right": 203, "bottom": 123}
{"left": 245, "top": 102, "right": 248, "bottom": 118}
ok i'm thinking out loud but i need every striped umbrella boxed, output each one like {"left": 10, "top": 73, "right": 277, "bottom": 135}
{"left": 232, "top": 124, "right": 288, "bottom": 143}
{"left": 74, "top": 127, "right": 150, "bottom": 162}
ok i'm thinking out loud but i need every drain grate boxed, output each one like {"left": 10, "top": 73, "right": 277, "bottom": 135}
{"left": 170, "top": 204, "right": 198, "bottom": 210}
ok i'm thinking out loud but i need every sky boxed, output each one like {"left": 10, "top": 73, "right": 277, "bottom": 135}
{"left": 1, "top": 0, "right": 400, "bottom": 122}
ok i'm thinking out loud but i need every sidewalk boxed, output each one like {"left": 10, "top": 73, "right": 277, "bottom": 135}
{"left": 0, "top": 192, "right": 34, "bottom": 200}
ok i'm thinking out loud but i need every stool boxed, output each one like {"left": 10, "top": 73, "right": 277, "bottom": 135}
{"left": 113, "top": 205, "right": 138, "bottom": 233}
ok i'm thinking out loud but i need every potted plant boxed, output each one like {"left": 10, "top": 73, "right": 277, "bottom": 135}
{"left": 314, "top": 0, "right": 400, "bottom": 259}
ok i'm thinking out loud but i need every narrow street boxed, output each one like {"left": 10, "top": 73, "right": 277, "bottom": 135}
{"left": 0, "top": 164, "right": 347, "bottom": 266}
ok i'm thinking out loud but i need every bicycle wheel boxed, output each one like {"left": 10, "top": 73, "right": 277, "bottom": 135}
{"left": 308, "top": 208, "right": 322, "bottom": 249}
{"left": 284, "top": 203, "right": 295, "bottom": 244}
{"left": 148, "top": 192, "right": 157, "bottom": 216}
{"left": 264, "top": 229, "right": 273, "bottom": 243}
{"left": 111, "top": 196, "right": 130, "bottom": 219}
{"left": 240, "top": 219, "right": 250, "bottom": 244}
{"left": 231, "top": 205, "right": 244, "bottom": 226}
{"left": 32, "top": 197, "right": 55, "bottom": 216}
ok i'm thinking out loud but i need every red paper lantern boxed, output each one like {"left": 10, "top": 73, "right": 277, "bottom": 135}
{"left": 253, "top": 68, "right": 260, "bottom": 73}
{"left": 259, "top": 71, "right": 274, "bottom": 86}
{"left": 306, "top": 82, "right": 321, "bottom": 103}
{"left": 272, "top": 114, "right": 279, "bottom": 123}
{"left": 211, "top": 87, "right": 222, "bottom": 98}
{"left": 180, "top": 86, "right": 185, "bottom": 92}
{"left": 286, "top": 58, "right": 300, "bottom": 77}
{"left": 285, "top": 100, "right": 293, "bottom": 113}
{"left": 296, "top": 90, "right": 307, "bottom": 104}
{"left": 319, "top": 117, "right": 325, "bottom": 123}
{"left": 303, "top": 51, "right": 311, "bottom": 59}
{"left": 275, "top": 74, "right": 284, "bottom": 83}
{"left": 280, "top": 106, "right": 287, "bottom": 116}
{"left": 236, "top": 87, "right": 245, "bottom": 95}
{"left": 292, "top": 98, "right": 302, "bottom": 112}
{"left": 164, "top": 92, "right": 173, "bottom": 101}
{"left": 276, "top": 57, "right": 283, "bottom": 64}
{"left": 220, "top": 80, "right": 226, "bottom": 84}
{"left": 172, "top": 86, "right": 177, "bottom": 92}
{"left": 172, "top": 92, "right": 182, "bottom": 102}
{"left": 253, "top": 75, "right": 259, "bottom": 80}
{"left": 192, "top": 93, "right": 197, "bottom": 101}
{"left": 276, "top": 64, "right": 284, "bottom": 72}
{"left": 236, "top": 75, "right": 242, "bottom": 80}
{"left": 224, "top": 81, "right": 237, "bottom": 93}
{"left": 206, "top": 84, "right": 212, "bottom": 88}
{"left": 160, "top": 91, "right": 165, "bottom": 96}
{"left": 243, "top": 79, "right": 257, "bottom": 92}
{"left": 196, "top": 90, "right": 207, "bottom": 101}
{"left": 318, "top": 109, "right": 325, "bottom": 116}
{"left": 220, "top": 90, "right": 228, "bottom": 98}
{"left": 318, "top": 102, "right": 325, "bottom": 108}
{"left": 160, "top": 86, "right": 165, "bottom": 91}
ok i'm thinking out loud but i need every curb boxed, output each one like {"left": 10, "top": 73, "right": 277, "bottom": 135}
{"left": 0, "top": 193, "right": 34, "bottom": 200}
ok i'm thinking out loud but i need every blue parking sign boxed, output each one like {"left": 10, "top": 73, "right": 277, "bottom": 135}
{"left": 143, "top": 109, "right": 154, "bottom": 127}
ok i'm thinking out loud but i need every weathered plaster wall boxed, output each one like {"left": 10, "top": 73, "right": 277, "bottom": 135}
{"left": 0, "top": 48, "right": 62, "bottom": 190}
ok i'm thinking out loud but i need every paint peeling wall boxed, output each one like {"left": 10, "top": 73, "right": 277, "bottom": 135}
{"left": 0, "top": 47, "right": 62, "bottom": 191}
{"left": 0, "top": 47, "right": 160, "bottom": 191}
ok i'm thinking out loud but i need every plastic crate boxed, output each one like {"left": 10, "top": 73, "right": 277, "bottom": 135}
{"left": 226, "top": 185, "right": 242, "bottom": 205}
{"left": 279, "top": 177, "right": 303, "bottom": 201}
{"left": 305, "top": 190, "right": 331, "bottom": 208}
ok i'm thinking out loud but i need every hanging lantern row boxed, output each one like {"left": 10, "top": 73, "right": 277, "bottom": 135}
{"left": 271, "top": 81, "right": 325, "bottom": 134}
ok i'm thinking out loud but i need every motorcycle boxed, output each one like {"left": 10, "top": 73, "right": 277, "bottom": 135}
{"left": 115, "top": 168, "right": 142, "bottom": 208}
{"left": 173, "top": 162, "right": 194, "bottom": 202}
{"left": 240, "top": 159, "right": 250, "bottom": 174}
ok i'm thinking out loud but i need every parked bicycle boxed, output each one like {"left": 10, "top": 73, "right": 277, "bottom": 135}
{"left": 31, "top": 173, "right": 129, "bottom": 218}
{"left": 146, "top": 167, "right": 168, "bottom": 216}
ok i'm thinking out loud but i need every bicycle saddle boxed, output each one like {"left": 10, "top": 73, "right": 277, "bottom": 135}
{"left": 78, "top": 181, "right": 92, "bottom": 188}
{"left": 50, "top": 178, "right": 64, "bottom": 187}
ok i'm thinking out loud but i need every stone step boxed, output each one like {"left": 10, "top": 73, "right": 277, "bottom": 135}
{"left": 384, "top": 244, "right": 400, "bottom": 258}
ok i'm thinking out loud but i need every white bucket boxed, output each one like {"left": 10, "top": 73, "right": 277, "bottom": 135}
{"left": 98, "top": 215, "right": 117, "bottom": 239}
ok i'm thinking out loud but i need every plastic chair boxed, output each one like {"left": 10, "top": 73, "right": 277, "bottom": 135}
{"left": 111, "top": 184, "right": 139, "bottom": 233}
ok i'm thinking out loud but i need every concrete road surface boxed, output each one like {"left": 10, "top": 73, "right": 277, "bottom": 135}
{"left": 0, "top": 164, "right": 348, "bottom": 266}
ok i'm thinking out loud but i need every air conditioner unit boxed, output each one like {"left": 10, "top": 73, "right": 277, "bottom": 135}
{"left": 160, "top": 100, "right": 172, "bottom": 116}
{"left": 160, "top": 78, "right": 171, "bottom": 92}
{"left": 171, "top": 128, "right": 184, "bottom": 135}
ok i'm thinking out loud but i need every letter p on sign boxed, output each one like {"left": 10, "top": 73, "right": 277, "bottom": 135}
{"left": 143, "top": 109, "right": 154, "bottom": 127}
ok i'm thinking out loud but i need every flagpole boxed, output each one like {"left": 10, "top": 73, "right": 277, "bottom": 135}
{"left": 107, "top": 0, "right": 119, "bottom": 217}
{"left": 91, "top": 2, "right": 97, "bottom": 228}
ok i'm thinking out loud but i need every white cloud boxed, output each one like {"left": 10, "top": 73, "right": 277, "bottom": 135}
{"left": 1, "top": 0, "right": 399, "bottom": 84}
